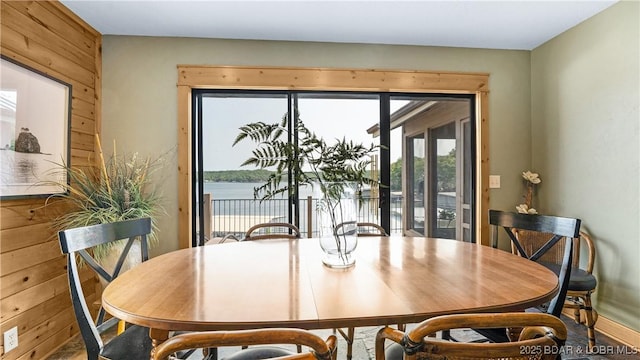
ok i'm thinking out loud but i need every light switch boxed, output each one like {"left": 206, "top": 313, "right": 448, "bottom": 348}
{"left": 489, "top": 175, "right": 501, "bottom": 189}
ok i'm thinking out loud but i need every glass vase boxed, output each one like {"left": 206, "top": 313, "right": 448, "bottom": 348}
{"left": 315, "top": 182, "right": 358, "bottom": 268}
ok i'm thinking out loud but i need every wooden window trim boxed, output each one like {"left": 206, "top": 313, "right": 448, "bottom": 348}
{"left": 176, "top": 65, "right": 490, "bottom": 248}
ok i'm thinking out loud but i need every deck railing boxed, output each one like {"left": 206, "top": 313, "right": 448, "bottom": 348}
{"left": 201, "top": 194, "right": 403, "bottom": 241}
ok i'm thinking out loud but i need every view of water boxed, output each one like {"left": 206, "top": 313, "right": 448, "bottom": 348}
{"left": 203, "top": 181, "right": 314, "bottom": 200}
{"left": 202, "top": 182, "right": 317, "bottom": 218}
{"left": 200, "top": 181, "right": 400, "bottom": 235}
{"left": 202, "top": 181, "right": 383, "bottom": 221}
{"left": 0, "top": 150, "right": 62, "bottom": 197}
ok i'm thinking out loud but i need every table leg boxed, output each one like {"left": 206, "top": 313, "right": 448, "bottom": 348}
{"left": 149, "top": 328, "right": 170, "bottom": 360}
{"left": 203, "top": 347, "right": 218, "bottom": 360}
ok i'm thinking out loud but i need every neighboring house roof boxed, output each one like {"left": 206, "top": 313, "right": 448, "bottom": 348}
{"left": 368, "top": 99, "right": 469, "bottom": 137}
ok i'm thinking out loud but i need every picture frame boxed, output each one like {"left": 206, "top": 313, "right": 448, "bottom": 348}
{"left": 0, "top": 56, "right": 72, "bottom": 199}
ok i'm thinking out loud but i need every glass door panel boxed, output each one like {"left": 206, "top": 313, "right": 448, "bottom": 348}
{"left": 429, "top": 122, "right": 456, "bottom": 239}
{"left": 296, "top": 94, "right": 381, "bottom": 234}
{"left": 461, "top": 119, "right": 473, "bottom": 242}
{"left": 196, "top": 93, "right": 288, "bottom": 244}
{"left": 406, "top": 134, "right": 425, "bottom": 235}
{"left": 393, "top": 96, "right": 473, "bottom": 241}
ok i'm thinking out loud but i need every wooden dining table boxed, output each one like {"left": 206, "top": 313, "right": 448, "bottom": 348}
{"left": 102, "top": 236, "right": 558, "bottom": 349}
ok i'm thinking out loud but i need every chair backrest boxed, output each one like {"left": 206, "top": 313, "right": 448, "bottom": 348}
{"left": 152, "top": 328, "right": 337, "bottom": 360}
{"left": 376, "top": 312, "right": 567, "bottom": 360}
{"left": 489, "top": 210, "right": 581, "bottom": 317}
{"left": 356, "top": 222, "right": 388, "bottom": 237}
{"left": 578, "top": 231, "right": 596, "bottom": 274}
{"left": 244, "top": 222, "right": 301, "bottom": 241}
{"left": 333, "top": 221, "right": 388, "bottom": 237}
{"left": 513, "top": 230, "right": 595, "bottom": 272}
{"left": 205, "top": 233, "right": 241, "bottom": 245}
{"left": 512, "top": 229, "right": 580, "bottom": 268}
{"left": 58, "top": 217, "right": 152, "bottom": 359}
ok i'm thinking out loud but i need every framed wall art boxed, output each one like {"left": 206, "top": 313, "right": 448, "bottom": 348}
{"left": 0, "top": 56, "right": 72, "bottom": 199}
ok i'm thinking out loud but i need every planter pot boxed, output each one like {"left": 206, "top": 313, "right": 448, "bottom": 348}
{"left": 98, "top": 240, "right": 142, "bottom": 288}
{"left": 315, "top": 182, "right": 358, "bottom": 268}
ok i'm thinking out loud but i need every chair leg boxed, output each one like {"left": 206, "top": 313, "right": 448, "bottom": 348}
{"left": 337, "top": 327, "right": 355, "bottom": 360}
{"left": 203, "top": 347, "right": 218, "bottom": 360}
{"left": 346, "top": 327, "right": 355, "bottom": 360}
{"left": 117, "top": 320, "right": 126, "bottom": 335}
{"left": 582, "top": 294, "right": 597, "bottom": 349}
{"left": 572, "top": 303, "right": 582, "bottom": 324}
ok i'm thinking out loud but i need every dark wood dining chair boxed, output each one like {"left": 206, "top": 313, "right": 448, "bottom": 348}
{"left": 474, "top": 210, "right": 581, "bottom": 343}
{"left": 152, "top": 328, "right": 337, "bottom": 360}
{"left": 244, "top": 222, "right": 301, "bottom": 241}
{"left": 376, "top": 312, "right": 567, "bottom": 360}
{"left": 58, "top": 218, "right": 156, "bottom": 360}
{"left": 513, "top": 228, "right": 598, "bottom": 347}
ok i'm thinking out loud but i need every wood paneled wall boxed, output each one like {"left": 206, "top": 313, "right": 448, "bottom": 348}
{"left": 0, "top": 1, "right": 101, "bottom": 359}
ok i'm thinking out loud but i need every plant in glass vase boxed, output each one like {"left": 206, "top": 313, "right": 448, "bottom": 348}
{"left": 233, "top": 112, "right": 377, "bottom": 268}
{"left": 516, "top": 170, "right": 541, "bottom": 214}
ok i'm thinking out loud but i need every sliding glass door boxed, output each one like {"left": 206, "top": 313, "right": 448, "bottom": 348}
{"left": 192, "top": 91, "right": 474, "bottom": 245}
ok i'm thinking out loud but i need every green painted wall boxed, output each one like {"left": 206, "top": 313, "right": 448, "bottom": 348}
{"left": 531, "top": 1, "right": 640, "bottom": 331}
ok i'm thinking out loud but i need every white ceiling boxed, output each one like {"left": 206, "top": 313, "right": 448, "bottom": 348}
{"left": 60, "top": 0, "right": 617, "bottom": 50}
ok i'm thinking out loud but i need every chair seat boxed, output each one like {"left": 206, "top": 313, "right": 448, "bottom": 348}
{"left": 384, "top": 343, "right": 405, "bottom": 360}
{"left": 540, "top": 262, "right": 597, "bottom": 292}
{"left": 101, "top": 324, "right": 153, "bottom": 360}
{"left": 223, "top": 346, "right": 295, "bottom": 360}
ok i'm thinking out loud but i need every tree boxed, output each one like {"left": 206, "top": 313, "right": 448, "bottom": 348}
{"left": 390, "top": 158, "right": 402, "bottom": 191}
{"left": 389, "top": 148, "right": 455, "bottom": 194}
{"left": 437, "top": 148, "right": 456, "bottom": 192}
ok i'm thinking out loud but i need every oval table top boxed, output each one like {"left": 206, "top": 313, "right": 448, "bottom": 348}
{"left": 102, "top": 236, "right": 558, "bottom": 332}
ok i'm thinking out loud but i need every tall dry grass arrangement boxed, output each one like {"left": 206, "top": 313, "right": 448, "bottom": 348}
{"left": 47, "top": 134, "right": 165, "bottom": 261}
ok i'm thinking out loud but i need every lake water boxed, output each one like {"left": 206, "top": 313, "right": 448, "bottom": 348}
{"left": 202, "top": 181, "right": 376, "bottom": 215}
{"left": 202, "top": 181, "right": 316, "bottom": 216}
{"left": 203, "top": 181, "right": 315, "bottom": 200}
{"left": 0, "top": 150, "right": 63, "bottom": 197}
{"left": 202, "top": 182, "right": 336, "bottom": 235}
{"left": 201, "top": 181, "right": 399, "bottom": 234}
{"left": 205, "top": 181, "right": 271, "bottom": 200}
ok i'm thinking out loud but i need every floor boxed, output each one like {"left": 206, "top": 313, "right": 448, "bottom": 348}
{"left": 46, "top": 315, "right": 639, "bottom": 360}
